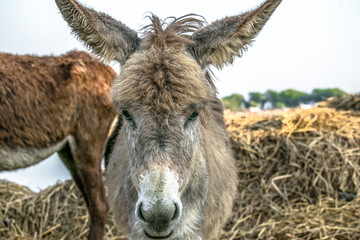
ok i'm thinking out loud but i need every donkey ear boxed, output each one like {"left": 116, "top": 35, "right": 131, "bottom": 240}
{"left": 55, "top": 0, "right": 140, "bottom": 64}
{"left": 191, "top": 0, "right": 282, "bottom": 69}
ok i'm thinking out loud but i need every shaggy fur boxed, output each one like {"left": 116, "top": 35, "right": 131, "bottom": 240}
{"left": 56, "top": 0, "right": 282, "bottom": 239}
{"left": 191, "top": 0, "right": 282, "bottom": 69}
{"left": 0, "top": 50, "right": 117, "bottom": 240}
{"left": 55, "top": 0, "right": 140, "bottom": 65}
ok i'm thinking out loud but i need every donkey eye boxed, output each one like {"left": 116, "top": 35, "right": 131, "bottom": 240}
{"left": 122, "top": 110, "right": 136, "bottom": 129}
{"left": 185, "top": 112, "right": 199, "bottom": 128}
{"left": 122, "top": 110, "right": 133, "bottom": 121}
{"left": 188, "top": 112, "right": 199, "bottom": 121}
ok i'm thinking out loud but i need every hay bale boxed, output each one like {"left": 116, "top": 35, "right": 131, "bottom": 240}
{"left": 1, "top": 107, "right": 359, "bottom": 239}
{"left": 220, "top": 107, "right": 360, "bottom": 239}
{"left": 319, "top": 94, "right": 360, "bottom": 111}
{"left": 221, "top": 196, "right": 360, "bottom": 240}
{"left": 256, "top": 196, "right": 360, "bottom": 239}
{"left": 0, "top": 179, "right": 126, "bottom": 240}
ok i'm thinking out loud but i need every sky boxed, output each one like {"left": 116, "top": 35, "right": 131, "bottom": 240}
{"left": 0, "top": 0, "right": 360, "bottom": 191}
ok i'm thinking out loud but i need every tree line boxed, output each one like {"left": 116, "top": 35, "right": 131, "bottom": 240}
{"left": 221, "top": 88, "right": 347, "bottom": 110}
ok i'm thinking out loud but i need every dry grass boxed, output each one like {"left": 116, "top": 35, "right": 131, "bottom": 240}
{"left": 0, "top": 179, "right": 126, "bottom": 240}
{"left": 1, "top": 106, "right": 360, "bottom": 240}
{"left": 318, "top": 93, "right": 360, "bottom": 111}
{"left": 220, "top": 107, "right": 360, "bottom": 239}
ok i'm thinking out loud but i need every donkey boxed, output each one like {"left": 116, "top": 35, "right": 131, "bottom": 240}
{"left": 0, "top": 50, "right": 117, "bottom": 240}
{"left": 56, "top": 0, "right": 282, "bottom": 239}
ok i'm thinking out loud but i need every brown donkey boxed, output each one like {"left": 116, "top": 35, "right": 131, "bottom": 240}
{"left": 56, "top": 0, "right": 282, "bottom": 239}
{"left": 0, "top": 50, "right": 117, "bottom": 240}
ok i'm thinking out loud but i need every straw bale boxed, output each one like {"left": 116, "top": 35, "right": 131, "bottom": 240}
{"left": 220, "top": 107, "right": 360, "bottom": 239}
{"left": 1, "top": 107, "right": 359, "bottom": 239}
{"left": 0, "top": 179, "right": 126, "bottom": 240}
{"left": 222, "top": 195, "right": 360, "bottom": 240}
{"left": 319, "top": 93, "right": 360, "bottom": 111}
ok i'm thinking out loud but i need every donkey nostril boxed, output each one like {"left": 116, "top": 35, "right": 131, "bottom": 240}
{"left": 171, "top": 203, "right": 180, "bottom": 221}
{"left": 137, "top": 202, "right": 146, "bottom": 222}
{"left": 137, "top": 200, "right": 180, "bottom": 225}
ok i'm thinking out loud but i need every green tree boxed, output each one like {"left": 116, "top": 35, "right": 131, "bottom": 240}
{"left": 221, "top": 93, "right": 244, "bottom": 110}
{"left": 279, "top": 89, "right": 307, "bottom": 107}
{"left": 249, "top": 92, "right": 264, "bottom": 104}
{"left": 276, "top": 102, "right": 285, "bottom": 108}
{"left": 264, "top": 90, "right": 280, "bottom": 108}
{"left": 250, "top": 101, "right": 259, "bottom": 107}
{"left": 310, "top": 88, "right": 347, "bottom": 102}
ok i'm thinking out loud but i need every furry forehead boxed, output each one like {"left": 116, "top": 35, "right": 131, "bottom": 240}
{"left": 112, "top": 46, "right": 212, "bottom": 113}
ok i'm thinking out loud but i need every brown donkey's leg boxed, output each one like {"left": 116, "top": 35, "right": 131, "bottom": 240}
{"left": 59, "top": 139, "right": 108, "bottom": 240}
{"left": 58, "top": 143, "right": 89, "bottom": 206}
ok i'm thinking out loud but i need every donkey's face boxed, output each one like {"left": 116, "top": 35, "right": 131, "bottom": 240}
{"left": 56, "top": 0, "right": 282, "bottom": 238}
{"left": 112, "top": 47, "right": 211, "bottom": 237}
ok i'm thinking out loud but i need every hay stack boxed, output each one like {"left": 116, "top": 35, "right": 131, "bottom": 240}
{"left": 319, "top": 93, "right": 360, "bottom": 111}
{"left": 1, "top": 107, "right": 360, "bottom": 239}
{"left": 255, "top": 196, "right": 360, "bottom": 239}
{"left": 0, "top": 179, "right": 125, "bottom": 240}
{"left": 221, "top": 107, "right": 360, "bottom": 239}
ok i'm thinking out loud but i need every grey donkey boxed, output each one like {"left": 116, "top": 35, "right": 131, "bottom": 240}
{"left": 55, "top": 0, "right": 282, "bottom": 239}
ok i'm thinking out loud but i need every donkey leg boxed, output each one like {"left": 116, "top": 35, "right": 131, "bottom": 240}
{"left": 58, "top": 143, "right": 89, "bottom": 206}
{"left": 59, "top": 139, "right": 108, "bottom": 240}
{"left": 73, "top": 143, "right": 109, "bottom": 240}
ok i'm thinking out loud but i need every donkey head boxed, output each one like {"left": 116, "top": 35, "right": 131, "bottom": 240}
{"left": 56, "top": 0, "right": 282, "bottom": 238}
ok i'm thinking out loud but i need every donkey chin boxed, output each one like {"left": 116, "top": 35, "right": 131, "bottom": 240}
{"left": 129, "top": 168, "right": 192, "bottom": 240}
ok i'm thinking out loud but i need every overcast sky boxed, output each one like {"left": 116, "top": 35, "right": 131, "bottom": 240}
{"left": 1, "top": 0, "right": 359, "bottom": 98}
{"left": 1, "top": 0, "right": 360, "bottom": 191}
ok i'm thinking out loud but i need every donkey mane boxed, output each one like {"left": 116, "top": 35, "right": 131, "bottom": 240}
{"left": 140, "top": 14, "right": 205, "bottom": 49}
{"left": 140, "top": 14, "right": 220, "bottom": 93}
{"left": 112, "top": 15, "right": 215, "bottom": 115}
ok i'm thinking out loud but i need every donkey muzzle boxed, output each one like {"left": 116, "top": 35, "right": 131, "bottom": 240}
{"left": 135, "top": 169, "right": 182, "bottom": 238}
